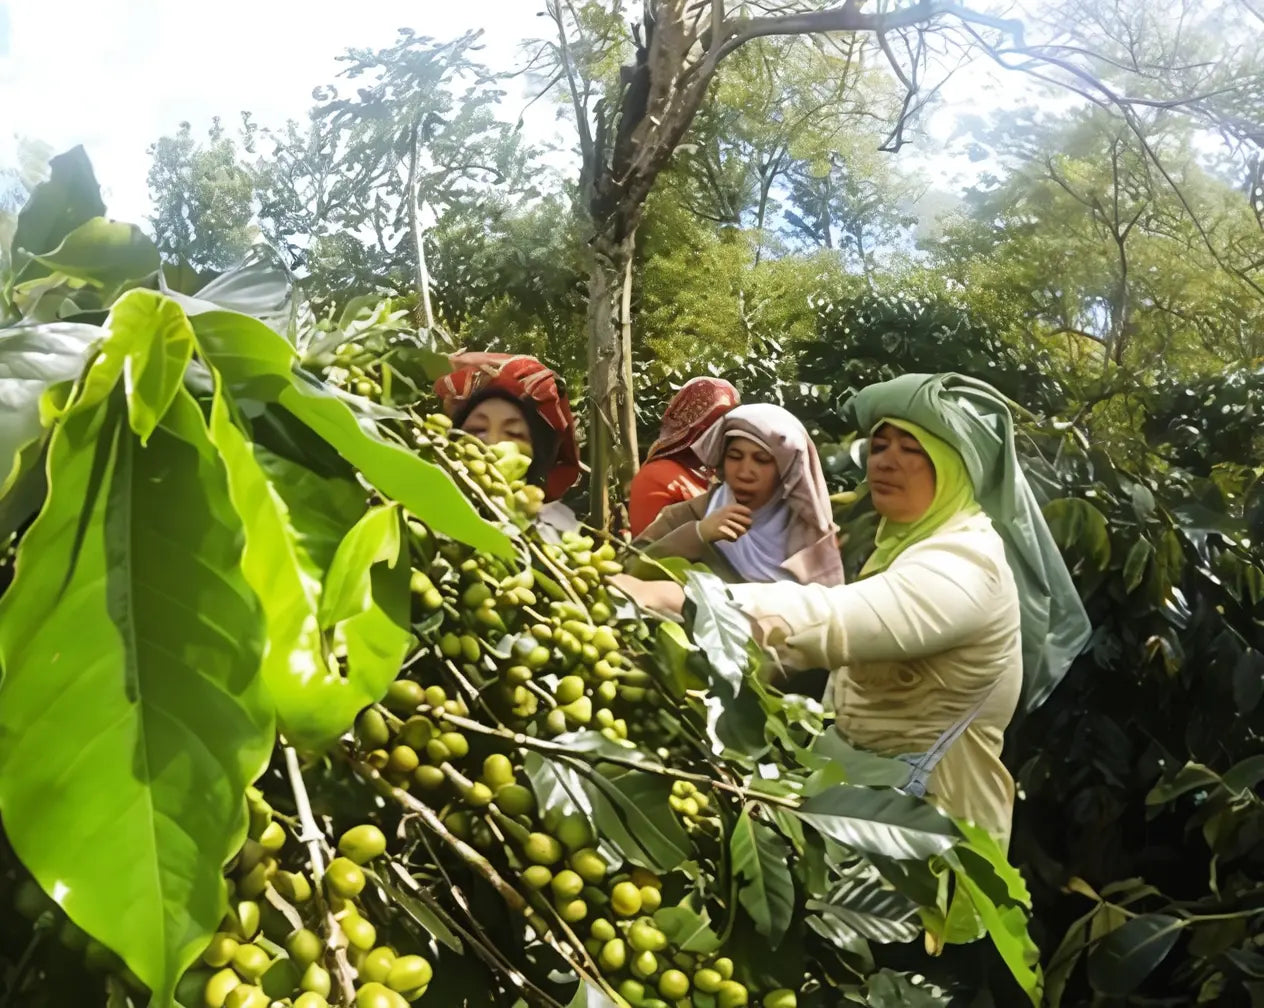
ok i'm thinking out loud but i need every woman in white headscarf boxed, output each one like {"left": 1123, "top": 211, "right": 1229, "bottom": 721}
{"left": 634, "top": 404, "right": 845, "bottom": 587}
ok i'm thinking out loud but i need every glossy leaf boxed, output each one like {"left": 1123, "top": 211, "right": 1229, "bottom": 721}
{"left": 192, "top": 246, "right": 294, "bottom": 335}
{"left": 280, "top": 377, "right": 513, "bottom": 557}
{"left": 866, "top": 969, "right": 952, "bottom": 1007}
{"left": 581, "top": 768, "right": 692, "bottom": 873}
{"left": 1044, "top": 904, "right": 1101, "bottom": 1008}
{"left": 1087, "top": 913, "right": 1185, "bottom": 997}
{"left": 30, "top": 218, "right": 160, "bottom": 299}
{"left": 1122, "top": 538, "right": 1153, "bottom": 593}
{"left": 206, "top": 381, "right": 407, "bottom": 749}
{"left": 730, "top": 807, "right": 795, "bottom": 945}
{"left": 652, "top": 905, "right": 723, "bottom": 955}
{"left": 0, "top": 389, "right": 273, "bottom": 1004}
{"left": 11, "top": 146, "right": 105, "bottom": 281}
{"left": 75, "top": 289, "right": 194, "bottom": 443}
{"left": 1044, "top": 497, "right": 1111, "bottom": 572}
{"left": 806, "top": 870, "right": 921, "bottom": 945}
{"left": 0, "top": 320, "right": 98, "bottom": 491}
{"left": 950, "top": 864, "right": 1042, "bottom": 1002}
{"left": 794, "top": 786, "right": 960, "bottom": 860}
{"left": 683, "top": 569, "right": 750, "bottom": 697}
{"left": 1146, "top": 762, "right": 1221, "bottom": 806}
{"left": 183, "top": 304, "right": 510, "bottom": 556}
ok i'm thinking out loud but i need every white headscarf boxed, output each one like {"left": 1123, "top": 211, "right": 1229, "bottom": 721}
{"left": 692, "top": 404, "right": 845, "bottom": 586}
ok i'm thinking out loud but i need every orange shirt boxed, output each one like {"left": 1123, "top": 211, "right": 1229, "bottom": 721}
{"left": 628, "top": 457, "right": 710, "bottom": 536}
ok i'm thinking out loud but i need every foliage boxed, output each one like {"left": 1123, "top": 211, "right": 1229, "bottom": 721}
{"left": 250, "top": 30, "right": 531, "bottom": 307}
{"left": 929, "top": 105, "right": 1264, "bottom": 371}
{"left": 147, "top": 118, "right": 258, "bottom": 273}
{"left": 0, "top": 153, "right": 1041, "bottom": 1008}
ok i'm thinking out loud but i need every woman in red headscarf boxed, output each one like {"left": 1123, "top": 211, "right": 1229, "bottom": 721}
{"left": 627, "top": 377, "right": 740, "bottom": 536}
{"left": 434, "top": 352, "right": 582, "bottom": 536}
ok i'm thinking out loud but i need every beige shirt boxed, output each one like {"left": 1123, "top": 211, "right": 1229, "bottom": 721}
{"left": 728, "top": 511, "right": 1023, "bottom": 846}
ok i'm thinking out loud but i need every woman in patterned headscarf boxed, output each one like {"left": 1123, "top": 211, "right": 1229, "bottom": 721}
{"left": 434, "top": 352, "right": 582, "bottom": 536}
{"left": 635, "top": 403, "right": 845, "bottom": 587}
{"left": 628, "top": 378, "right": 740, "bottom": 536}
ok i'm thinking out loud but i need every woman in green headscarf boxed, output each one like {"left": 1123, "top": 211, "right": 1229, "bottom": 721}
{"left": 613, "top": 374, "right": 1090, "bottom": 848}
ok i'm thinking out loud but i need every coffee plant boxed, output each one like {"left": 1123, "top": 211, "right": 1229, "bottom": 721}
{"left": 0, "top": 151, "right": 1040, "bottom": 1008}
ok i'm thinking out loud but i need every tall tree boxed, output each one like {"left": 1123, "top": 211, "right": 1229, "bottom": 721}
{"left": 146, "top": 118, "right": 256, "bottom": 272}
{"left": 930, "top": 106, "right": 1264, "bottom": 371}
{"left": 250, "top": 29, "right": 530, "bottom": 322}
{"left": 537, "top": 0, "right": 1263, "bottom": 525}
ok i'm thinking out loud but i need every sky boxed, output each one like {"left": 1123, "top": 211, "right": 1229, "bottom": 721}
{"left": 0, "top": 0, "right": 1031, "bottom": 225}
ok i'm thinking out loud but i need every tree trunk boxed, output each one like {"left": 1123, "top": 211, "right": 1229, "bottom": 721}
{"left": 584, "top": 233, "right": 636, "bottom": 528}
{"left": 617, "top": 242, "right": 639, "bottom": 486}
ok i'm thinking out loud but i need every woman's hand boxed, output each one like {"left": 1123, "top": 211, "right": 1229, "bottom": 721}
{"left": 609, "top": 574, "right": 686, "bottom": 617}
{"left": 697, "top": 504, "right": 752, "bottom": 543}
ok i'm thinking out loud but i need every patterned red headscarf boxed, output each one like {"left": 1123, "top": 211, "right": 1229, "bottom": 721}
{"left": 646, "top": 377, "right": 740, "bottom": 463}
{"left": 434, "top": 352, "right": 580, "bottom": 502}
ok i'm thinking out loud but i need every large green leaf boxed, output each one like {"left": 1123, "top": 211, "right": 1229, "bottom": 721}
{"left": 793, "top": 786, "right": 960, "bottom": 860}
{"left": 191, "top": 246, "right": 294, "bottom": 336}
{"left": 950, "top": 865, "right": 1042, "bottom": 1003}
{"left": 277, "top": 377, "right": 512, "bottom": 558}
{"left": 10, "top": 146, "right": 105, "bottom": 281}
{"left": 683, "top": 569, "right": 750, "bottom": 697}
{"left": 865, "top": 969, "right": 952, "bottom": 1007}
{"left": 580, "top": 767, "right": 692, "bottom": 873}
{"left": 75, "top": 289, "right": 194, "bottom": 443}
{"left": 184, "top": 305, "right": 511, "bottom": 557}
{"left": 1086, "top": 913, "right": 1185, "bottom": 997}
{"left": 206, "top": 380, "right": 407, "bottom": 749}
{"left": 0, "top": 389, "right": 274, "bottom": 1005}
{"left": 730, "top": 807, "right": 795, "bottom": 945}
{"left": 317, "top": 505, "right": 413, "bottom": 723}
{"left": 1043, "top": 497, "right": 1111, "bottom": 572}
{"left": 807, "top": 865, "right": 921, "bottom": 945}
{"left": 523, "top": 752, "right": 690, "bottom": 873}
{"left": 30, "top": 218, "right": 160, "bottom": 300}
{"left": 0, "top": 320, "right": 99, "bottom": 491}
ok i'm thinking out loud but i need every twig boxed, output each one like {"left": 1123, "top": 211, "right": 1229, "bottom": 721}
{"left": 435, "top": 712, "right": 802, "bottom": 810}
{"left": 284, "top": 745, "right": 357, "bottom": 1004}
{"left": 383, "top": 859, "right": 566, "bottom": 1008}
{"left": 346, "top": 754, "right": 623, "bottom": 1003}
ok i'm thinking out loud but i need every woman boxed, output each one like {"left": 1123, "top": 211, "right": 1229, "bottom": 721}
{"left": 635, "top": 403, "right": 845, "bottom": 587}
{"left": 628, "top": 377, "right": 740, "bottom": 536}
{"left": 616, "top": 374, "right": 1090, "bottom": 847}
{"left": 434, "top": 352, "right": 581, "bottom": 535}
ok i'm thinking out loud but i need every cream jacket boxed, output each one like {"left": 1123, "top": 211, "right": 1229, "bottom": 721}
{"left": 728, "top": 510, "right": 1023, "bottom": 846}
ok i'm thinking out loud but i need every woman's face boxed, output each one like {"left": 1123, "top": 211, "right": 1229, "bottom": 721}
{"left": 868, "top": 423, "right": 937, "bottom": 522}
{"left": 722, "top": 435, "right": 779, "bottom": 510}
{"left": 461, "top": 397, "right": 533, "bottom": 455}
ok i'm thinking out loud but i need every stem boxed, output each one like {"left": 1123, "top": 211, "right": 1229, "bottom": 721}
{"left": 350, "top": 755, "right": 528, "bottom": 912}
{"left": 437, "top": 712, "right": 802, "bottom": 809}
{"left": 0, "top": 931, "right": 43, "bottom": 1008}
{"left": 284, "top": 745, "right": 357, "bottom": 1005}
{"left": 348, "top": 754, "right": 625, "bottom": 1003}
{"left": 383, "top": 861, "right": 567, "bottom": 1008}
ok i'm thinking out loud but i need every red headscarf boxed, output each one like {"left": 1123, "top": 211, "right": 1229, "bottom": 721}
{"left": 434, "top": 352, "right": 580, "bottom": 502}
{"left": 646, "top": 377, "right": 740, "bottom": 463}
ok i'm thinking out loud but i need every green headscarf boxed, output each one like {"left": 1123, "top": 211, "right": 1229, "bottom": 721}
{"left": 860, "top": 418, "right": 980, "bottom": 577}
{"left": 846, "top": 373, "right": 1091, "bottom": 712}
